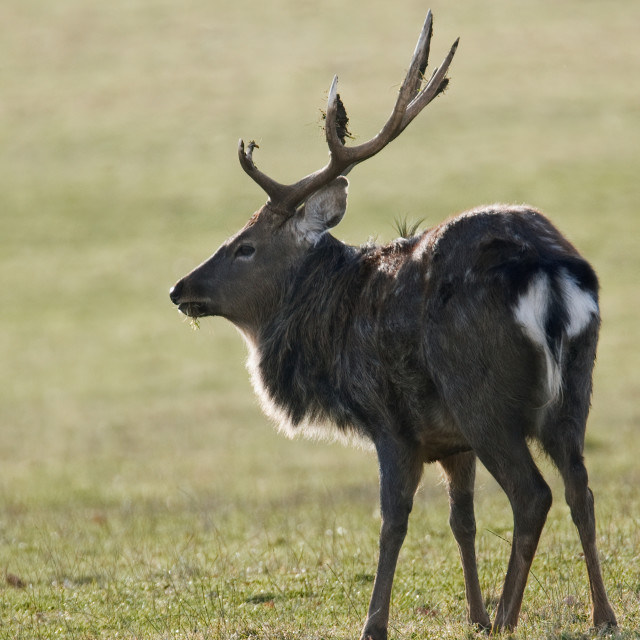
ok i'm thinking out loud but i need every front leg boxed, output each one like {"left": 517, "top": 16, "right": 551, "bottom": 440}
{"left": 361, "top": 435, "right": 423, "bottom": 640}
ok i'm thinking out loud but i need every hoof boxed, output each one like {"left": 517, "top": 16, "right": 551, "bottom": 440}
{"left": 360, "top": 625, "right": 387, "bottom": 640}
{"left": 593, "top": 619, "right": 618, "bottom": 634}
{"left": 473, "top": 620, "right": 491, "bottom": 634}
{"left": 593, "top": 606, "right": 618, "bottom": 632}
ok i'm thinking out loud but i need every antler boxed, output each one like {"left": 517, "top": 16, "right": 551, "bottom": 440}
{"left": 238, "top": 11, "right": 459, "bottom": 213}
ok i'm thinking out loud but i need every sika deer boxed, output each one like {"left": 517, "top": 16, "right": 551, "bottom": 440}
{"left": 169, "top": 12, "right": 617, "bottom": 638}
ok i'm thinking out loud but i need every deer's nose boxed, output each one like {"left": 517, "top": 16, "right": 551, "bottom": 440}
{"left": 169, "top": 281, "right": 183, "bottom": 305}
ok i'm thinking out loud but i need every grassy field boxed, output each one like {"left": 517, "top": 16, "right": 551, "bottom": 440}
{"left": 1, "top": 0, "right": 639, "bottom": 637}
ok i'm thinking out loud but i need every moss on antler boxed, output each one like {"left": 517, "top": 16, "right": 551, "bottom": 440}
{"left": 321, "top": 93, "right": 354, "bottom": 145}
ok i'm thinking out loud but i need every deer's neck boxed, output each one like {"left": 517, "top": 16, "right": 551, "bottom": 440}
{"left": 242, "top": 234, "right": 423, "bottom": 439}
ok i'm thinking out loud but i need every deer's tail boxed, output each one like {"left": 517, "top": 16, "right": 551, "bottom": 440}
{"left": 513, "top": 261, "right": 599, "bottom": 403}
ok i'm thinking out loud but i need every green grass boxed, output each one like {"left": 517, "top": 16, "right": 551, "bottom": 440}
{"left": 1, "top": 0, "right": 640, "bottom": 637}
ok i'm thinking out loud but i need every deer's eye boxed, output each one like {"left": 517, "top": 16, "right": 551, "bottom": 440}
{"left": 235, "top": 244, "right": 255, "bottom": 258}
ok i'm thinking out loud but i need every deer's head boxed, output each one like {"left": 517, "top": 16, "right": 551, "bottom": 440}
{"left": 169, "top": 178, "right": 349, "bottom": 332}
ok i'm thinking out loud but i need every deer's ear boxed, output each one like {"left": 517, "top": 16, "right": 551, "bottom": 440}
{"left": 294, "top": 177, "right": 348, "bottom": 243}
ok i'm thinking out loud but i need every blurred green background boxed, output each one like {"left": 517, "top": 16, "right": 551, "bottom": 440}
{"left": 1, "top": 1, "right": 639, "bottom": 638}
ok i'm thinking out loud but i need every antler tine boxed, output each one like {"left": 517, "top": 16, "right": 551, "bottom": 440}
{"left": 273, "top": 75, "right": 352, "bottom": 211}
{"left": 401, "top": 37, "right": 459, "bottom": 133}
{"left": 405, "top": 10, "right": 434, "bottom": 103}
{"left": 238, "top": 139, "right": 290, "bottom": 205}
{"left": 325, "top": 75, "right": 349, "bottom": 162}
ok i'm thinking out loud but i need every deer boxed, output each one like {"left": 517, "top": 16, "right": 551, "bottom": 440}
{"left": 169, "top": 11, "right": 617, "bottom": 639}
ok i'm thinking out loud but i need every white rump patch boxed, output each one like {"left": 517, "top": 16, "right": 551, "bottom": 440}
{"left": 513, "top": 269, "right": 599, "bottom": 403}
{"left": 557, "top": 268, "right": 598, "bottom": 337}
{"left": 513, "top": 273, "right": 562, "bottom": 401}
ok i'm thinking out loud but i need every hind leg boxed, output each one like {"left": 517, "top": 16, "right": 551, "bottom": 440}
{"left": 540, "top": 327, "right": 617, "bottom": 628}
{"left": 471, "top": 438, "right": 553, "bottom": 632}
{"left": 432, "top": 375, "right": 552, "bottom": 628}
{"left": 541, "top": 427, "right": 617, "bottom": 628}
{"left": 439, "top": 451, "right": 490, "bottom": 629}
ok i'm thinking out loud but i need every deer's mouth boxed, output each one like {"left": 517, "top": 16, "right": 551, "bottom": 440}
{"left": 177, "top": 302, "right": 208, "bottom": 318}
{"left": 170, "top": 281, "right": 215, "bottom": 319}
